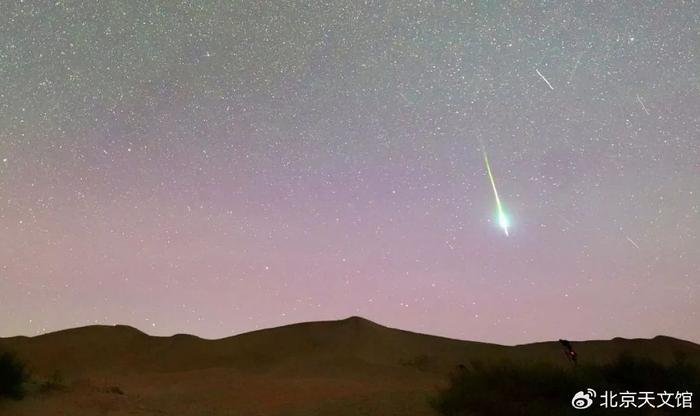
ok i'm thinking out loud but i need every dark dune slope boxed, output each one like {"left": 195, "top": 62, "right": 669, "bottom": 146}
{"left": 2, "top": 316, "right": 698, "bottom": 378}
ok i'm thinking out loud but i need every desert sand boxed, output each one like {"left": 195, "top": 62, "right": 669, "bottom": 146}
{"left": 1, "top": 316, "right": 698, "bottom": 415}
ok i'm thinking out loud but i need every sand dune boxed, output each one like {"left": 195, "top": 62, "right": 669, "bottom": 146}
{"left": 1, "top": 317, "right": 698, "bottom": 415}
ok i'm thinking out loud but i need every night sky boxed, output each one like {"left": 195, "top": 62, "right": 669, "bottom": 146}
{"left": 1, "top": 1, "right": 698, "bottom": 345}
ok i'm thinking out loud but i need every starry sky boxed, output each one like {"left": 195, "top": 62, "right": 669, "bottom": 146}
{"left": 1, "top": 1, "right": 698, "bottom": 345}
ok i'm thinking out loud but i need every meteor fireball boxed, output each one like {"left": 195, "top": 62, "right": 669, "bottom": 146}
{"left": 482, "top": 149, "right": 510, "bottom": 236}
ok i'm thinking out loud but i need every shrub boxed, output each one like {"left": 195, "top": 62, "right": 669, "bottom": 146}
{"left": 430, "top": 354, "right": 700, "bottom": 416}
{"left": 39, "top": 370, "right": 66, "bottom": 393}
{"left": 399, "top": 354, "right": 431, "bottom": 371}
{"left": 0, "top": 351, "right": 29, "bottom": 400}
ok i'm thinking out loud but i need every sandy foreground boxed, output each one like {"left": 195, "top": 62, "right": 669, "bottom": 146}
{"left": 1, "top": 369, "right": 441, "bottom": 415}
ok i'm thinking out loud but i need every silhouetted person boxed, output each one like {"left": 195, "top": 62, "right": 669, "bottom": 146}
{"left": 559, "top": 339, "right": 578, "bottom": 365}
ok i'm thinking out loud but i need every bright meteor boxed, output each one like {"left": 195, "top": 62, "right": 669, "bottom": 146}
{"left": 482, "top": 149, "right": 510, "bottom": 236}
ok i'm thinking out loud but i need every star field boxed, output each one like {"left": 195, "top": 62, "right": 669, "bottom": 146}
{"left": 1, "top": 1, "right": 698, "bottom": 344}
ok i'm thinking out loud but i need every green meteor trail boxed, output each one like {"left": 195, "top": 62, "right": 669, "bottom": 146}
{"left": 482, "top": 150, "right": 510, "bottom": 236}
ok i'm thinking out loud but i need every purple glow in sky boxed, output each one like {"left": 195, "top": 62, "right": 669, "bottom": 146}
{"left": 1, "top": 1, "right": 698, "bottom": 344}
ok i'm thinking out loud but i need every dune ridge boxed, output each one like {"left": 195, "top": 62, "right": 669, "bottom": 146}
{"left": 1, "top": 317, "right": 698, "bottom": 415}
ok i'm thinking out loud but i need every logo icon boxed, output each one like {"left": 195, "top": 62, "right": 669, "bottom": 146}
{"left": 572, "top": 389, "right": 596, "bottom": 409}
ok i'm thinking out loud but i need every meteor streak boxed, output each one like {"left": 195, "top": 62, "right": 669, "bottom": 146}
{"left": 482, "top": 149, "right": 510, "bottom": 236}
{"left": 536, "top": 68, "right": 554, "bottom": 90}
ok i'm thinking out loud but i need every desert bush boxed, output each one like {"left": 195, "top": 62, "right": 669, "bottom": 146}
{"left": 399, "top": 354, "right": 431, "bottom": 371}
{"left": 39, "top": 370, "right": 66, "bottom": 393}
{"left": 105, "top": 386, "right": 124, "bottom": 395}
{"left": 430, "top": 353, "right": 700, "bottom": 416}
{"left": 0, "top": 351, "right": 29, "bottom": 400}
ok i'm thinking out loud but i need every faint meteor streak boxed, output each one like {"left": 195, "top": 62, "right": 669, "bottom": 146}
{"left": 625, "top": 236, "right": 640, "bottom": 249}
{"left": 536, "top": 69, "right": 554, "bottom": 90}
{"left": 567, "top": 51, "right": 584, "bottom": 84}
{"left": 482, "top": 148, "right": 510, "bottom": 236}
{"left": 557, "top": 212, "right": 575, "bottom": 228}
{"left": 636, "top": 94, "right": 650, "bottom": 115}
